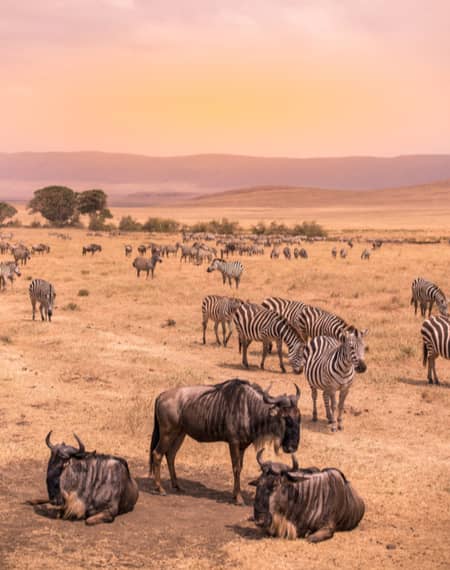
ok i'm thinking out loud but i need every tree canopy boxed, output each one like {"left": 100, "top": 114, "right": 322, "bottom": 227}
{"left": 0, "top": 202, "right": 18, "bottom": 225}
{"left": 28, "top": 186, "right": 78, "bottom": 225}
{"left": 77, "top": 189, "right": 107, "bottom": 215}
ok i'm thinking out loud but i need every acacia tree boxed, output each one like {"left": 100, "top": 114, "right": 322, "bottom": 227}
{"left": 28, "top": 186, "right": 77, "bottom": 225}
{"left": 77, "top": 189, "right": 112, "bottom": 230}
{"left": 0, "top": 202, "right": 18, "bottom": 225}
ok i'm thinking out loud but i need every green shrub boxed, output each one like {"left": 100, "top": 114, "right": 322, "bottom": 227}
{"left": 119, "top": 216, "right": 142, "bottom": 232}
{"left": 143, "top": 217, "right": 180, "bottom": 233}
{"left": 78, "top": 289, "right": 89, "bottom": 297}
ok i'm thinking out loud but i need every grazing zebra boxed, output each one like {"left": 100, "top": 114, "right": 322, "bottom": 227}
{"left": 0, "top": 262, "right": 21, "bottom": 290}
{"left": 132, "top": 254, "right": 162, "bottom": 279}
{"left": 202, "top": 295, "right": 243, "bottom": 346}
{"left": 294, "top": 304, "right": 359, "bottom": 343}
{"left": 283, "top": 247, "right": 291, "bottom": 260}
{"left": 233, "top": 303, "right": 304, "bottom": 373}
{"left": 262, "top": 297, "right": 306, "bottom": 338}
{"left": 421, "top": 315, "right": 450, "bottom": 385}
{"left": 411, "top": 278, "right": 448, "bottom": 317}
{"left": 29, "top": 279, "right": 56, "bottom": 322}
{"left": 331, "top": 247, "right": 337, "bottom": 258}
{"left": 339, "top": 248, "right": 347, "bottom": 259}
{"left": 361, "top": 249, "right": 370, "bottom": 260}
{"left": 207, "top": 258, "right": 244, "bottom": 289}
{"left": 124, "top": 245, "right": 132, "bottom": 257}
{"left": 303, "top": 331, "right": 368, "bottom": 432}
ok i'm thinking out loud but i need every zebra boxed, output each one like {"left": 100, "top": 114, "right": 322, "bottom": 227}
{"left": 29, "top": 279, "right": 56, "bottom": 322}
{"left": 132, "top": 254, "right": 162, "bottom": 279}
{"left": 339, "top": 248, "right": 347, "bottom": 259}
{"left": 294, "top": 304, "right": 359, "bottom": 343}
{"left": 411, "top": 278, "right": 448, "bottom": 317}
{"left": 233, "top": 302, "right": 304, "bottom": 374}
{"left": 124, "top": 245, "right": 132, "bottom": 257}
{"left": 202, "top": 295, "right": 243, "bottom": 346}
{"left": 262, "top": 297, "right": 306, "bottom": 339}
{"left": 0, "top": 262, "right": 21, "bottom": 290}
{"left": 421, "top": 315, "right": 450, "bottom": 385}
{"left": 361, "top": 249, "right": 370, "bottom": 260}
{"left": 270, "top": 247, "right": 280, "bottom": 259}
{"left": 331, "top": 247, "right": 337, "bottom": 258}
{"left": 303, "top": 330, "right": 368, "bottom": 432}
{"left": 206, "top": 258, "right": 244, "bottom": 289}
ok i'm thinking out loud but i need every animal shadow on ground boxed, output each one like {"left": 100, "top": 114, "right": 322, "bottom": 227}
{"left": 398, "top": 377, "right": 450, "bottom": 389}
{"left": 136, "top": 477, "right": 253, "bottom": 505}
{"left": 30, "top": 503, "right": 62, "bottom": 520}
{"left": 228, "top": 523, "right": 264, "bottom": 541}
{"left": 217, "top": 362, "right": 289, "bottom": 375}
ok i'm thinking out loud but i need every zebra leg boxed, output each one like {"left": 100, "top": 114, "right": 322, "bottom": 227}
{"left": 260, "top": 342, "right": 269, "bottom": 370}
{"left": 276, "top": 339, "right": 286, "bottom": 373}
{"left": 311, "top": 387, "right": 318, "bottom": 422}
{"left": 222, "top": 273, "right": 226, "bottom": 285}
{"left": 337, "top": 389, "right": 349, "bottom": 430}
{"left": 323, "top": 392, "right": 333, "bottom": 424}
{"left": 221, "top": 320, "right": 227, "bottom": 346}
{"left": 214, "top": 321, "right": 221, "bottom": 345}
{"left": 429, "top": 301, "right": 434, "bottom": 317}
{"left": 31, "top": 298, "right": 36, "bottom": 320}
{"left": 39, "top": 303, "right": 45, "bottom": 321}
{"left": 431, "top": 356, "right": 440, "bottom": 385}
{"left": 224, "top": 322, "right": 233, "bottom": 346}
{"left": 329, "top": 392, "right": 338, "bottom": 432}
{"left": 235, "top": 277, "right": 240, "bottom": 289}
{"left": 202, "top": 317, "right": 208, "bottom": 344}
{"left": 228, "top": 276, "right": 232, "bottom": 287}
{"left": 242, "top": 340, "right": 250, "bottom": 368}
{"left": 166, "top": 432, "right": 186, "bottom": 492}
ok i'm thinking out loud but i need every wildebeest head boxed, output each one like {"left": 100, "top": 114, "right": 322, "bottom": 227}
{"left": 152, "top": 253, "right": 163, "bottom": 264}
{"left": 250, "top": 450, "right": 297, "bottom": 528}
{"left": 44, "top": 431, "right": 86, "bottom": 504}
{"left": 344, "top": 329, "right": 368, "bottom": 373}
{"left": 262, "top": 384, "right": 301, "bottom": 453}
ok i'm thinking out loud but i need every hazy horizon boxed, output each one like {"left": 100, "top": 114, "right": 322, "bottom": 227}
{"left": 2, "top": 1, "right": 450, "bottom": 157}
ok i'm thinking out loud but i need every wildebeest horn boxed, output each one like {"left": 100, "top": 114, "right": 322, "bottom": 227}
{"left": 291, "top": 454, "right": 299, "bottom": 471}
{"left": 45, "top": 431, "right": 54, "bottom": 450}
{"left": 73, "top": 433, "right": 85, "bottom": 454}
{"left": 262, "top": 384, "right": 276, "bottom": 404}
{"left": 256, "top": 449, "right": 265, "bottom": 467}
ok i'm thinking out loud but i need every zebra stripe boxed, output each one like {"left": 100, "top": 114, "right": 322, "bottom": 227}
{"left": 411, "top": 277, "right": 448, "bottom": 317}
{"left": 202, "top": 295, "right": 243, "bottom": 346}
{"left": 207, "top": 258, "right": 244, "bottom": 289}
{"left": 233, "top": 303, "right": 304, "bottom": 374}
{"left": 262, "top": 297, "right": 306, "bottom": 338}
{"left": 303, "top": 331, "right": 368, "bottom": 432}
{"left": 421, "top": 315, "right": 450, "bottom": 385}
{"left": 29, "top": 279, "right": 56, "bottom": 322}
{"left": 295, "top": 305, "right": 358, "bottom": 343}
{"left": 0, "top": 262, "right": 21, "bottom": 290}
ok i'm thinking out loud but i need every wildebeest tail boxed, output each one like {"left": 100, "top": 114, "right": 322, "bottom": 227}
{"left": 149, "top": 399, "right": 160, "bottom": 475}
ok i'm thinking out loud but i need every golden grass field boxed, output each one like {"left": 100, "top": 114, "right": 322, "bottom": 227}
{"left": 1, "top": 218, "right": 450, "bottom": 569}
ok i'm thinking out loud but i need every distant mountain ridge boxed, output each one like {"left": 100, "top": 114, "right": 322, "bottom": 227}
{"left": 1, "top": 151, "right": 450, "bottom": 202}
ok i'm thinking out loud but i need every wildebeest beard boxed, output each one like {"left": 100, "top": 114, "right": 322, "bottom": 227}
{"left": 46, "top": 458, "right": 65, "bottom": 504}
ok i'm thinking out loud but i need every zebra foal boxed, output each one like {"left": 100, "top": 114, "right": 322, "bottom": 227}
{"left": 421, "top": 315, "right": 450, "bottom": 385}
{"left": 207, "top": 258, "right": 244, "bottom": 289}
{"left": 202, "top": 295, "right": 243, "bottom": 346}
{"left": 303, "top": 330, "right": 368, "bottom": 432}
{"left": 411, "top": 278, "right": 447, "bottom": 317}
{"left": 29, "top": 279, "right": 56, "bottom": 322}
{"left": 233, "top": 303, "right": 304, "bottom": 374}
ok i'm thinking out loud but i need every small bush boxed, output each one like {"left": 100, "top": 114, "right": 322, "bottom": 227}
{"left": 0, "top": 335, "right": 12, "bottom": 344}
{"left": 189, "top": 218, "right": 240, "bottom": 235}
{"left": 119, "top": 216, "right": 142, "bottom": 232}
{"left": 143, "top": 217, "right": 180, "bottom": 233}
{"left": 78, "top": 289, "right": 89, "bottom": 297}
{"left": 81, "top": 270, "right": 89, "bottom": 275}
{"left": 63, "top": 302, "right": 80, "bottom": 311}
{"left": 30, "top": 219, "right": 42, "bottom": 228}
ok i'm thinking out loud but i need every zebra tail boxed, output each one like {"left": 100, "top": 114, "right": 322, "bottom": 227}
{"left": 149, "top": 399, "right": 160, "bottom": 475}
{"left": 422, "top": 341, "right": 428, "bottom": 367}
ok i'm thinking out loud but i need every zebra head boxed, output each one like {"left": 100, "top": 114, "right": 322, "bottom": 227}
{"left": 288, "top": 342, "right": 305, "bottom": 375}
{"left": 437, "top": 296, "right": 448, "bottom": 316}
{"left": 344, "top": 329, "right": 368, "bottom": 373}
{"left": 206, "top": 258, "right": 221, "bottom": 273}
{"left": 13, "top": 264, "right": 21, "bottom": 277}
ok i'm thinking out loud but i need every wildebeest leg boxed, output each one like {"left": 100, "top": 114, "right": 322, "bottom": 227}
{"left": 214, "top": 321, "right": 221, "bottom": 345}
{"left": 329, "top": 392, "right": 338, "bottom": 432}
{"left": 166, "top": 432, "right": 186, "bottom": 492}
{"left": 229, "top": 442, "right": 245, "bottom": 505}
{"left": 276, "top": 339, "right": 286, "bottom": 373}
{"left": 307, "top": 524, "right": 335, "bottom": 543}
{"left": 146, "top": 269, "right": 150, "bottom": 279}
{"left": 202, "top": 316, "right": 208, "bottom": 344}
{"left": 85, "top": 510, "right": 116, "bottom": 525}
{"left": 136, "top": 269, "right": 140, "bottom": 277}
{"left": 337, "top": 388, "right": 349, "bottom": 430}
{"left": 311, "top": 387, "right": 318, "bottom": 422}
{"left": 152, "top": 432, "right": 178, "bottom": 495}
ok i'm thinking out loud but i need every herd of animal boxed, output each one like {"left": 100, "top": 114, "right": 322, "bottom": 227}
{"left": 1, "top": 230, "right": 448, "bottom": 542}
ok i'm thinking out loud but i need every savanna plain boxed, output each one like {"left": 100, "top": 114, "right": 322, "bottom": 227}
{"left": 0, "top": 209, "right": 449, "bottom": 569}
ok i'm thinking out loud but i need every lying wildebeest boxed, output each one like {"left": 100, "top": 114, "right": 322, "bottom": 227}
{"left": 249, "top": 450, "right": 365, "bottom": 542}
{"left": 149, "top": 378, "right": 301, "bottom": 505}
{"left": 27, "top": 432, "right": 138, "bottom": 525}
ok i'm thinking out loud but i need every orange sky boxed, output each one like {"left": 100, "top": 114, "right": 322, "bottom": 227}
{"left": 1, "top": 1, "right": 450, "bottom": 156}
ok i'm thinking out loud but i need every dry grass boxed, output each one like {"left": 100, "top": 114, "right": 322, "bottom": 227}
{"left": 0, "top": 225, "right": 449, "bottom": 569}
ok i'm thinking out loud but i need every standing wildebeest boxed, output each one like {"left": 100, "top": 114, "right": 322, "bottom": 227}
{"left": 27, "top": 432, "right": 138, "bottom": 525}
{"left": 283, "top": 247, "right": 291, "bottom": 260}
{"left": 299, "top": 248, "right": 308, "bottom": 259}
{"left": 149, "top": 379, "right": 301, "bottom": 504}
{"left": 339, "top": 248, "right": 347, "bottom": 259}
{"left": 82, "top": 244, "right": 102, "bottom": 256}
{"left": 249, "top": 451, "right": 365, "bottom": 542}
{"left": 132, "top": 253, "right": 162, "bottom": 279}
{"left": 360, "top": 249, "right": 370, "bottom": 260}
{"left": 12, "top": 245, "right": 31, "bottom": 265}
{"left": 124, "top": 245, "right": 133, "bottom": 257}
{"left": 331, "top": 247, "right": 337, "bottom": 258}
{"left": 138, "top": 244, "right": 147, "bottom": 255}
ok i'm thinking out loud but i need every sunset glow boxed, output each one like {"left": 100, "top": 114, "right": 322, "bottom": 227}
{"left": 2, "top": 0, "right": 449, "bottom": 156}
